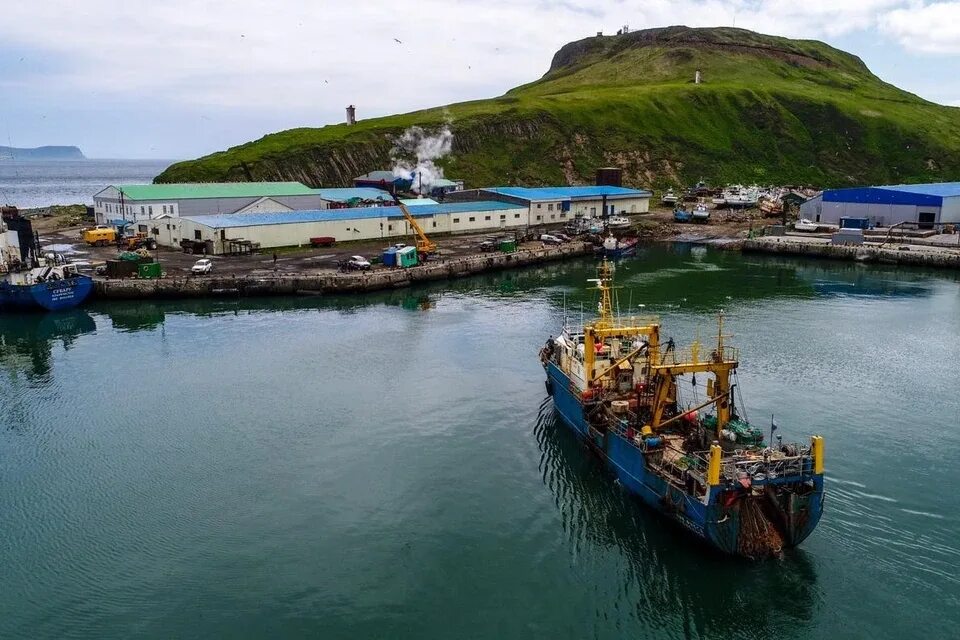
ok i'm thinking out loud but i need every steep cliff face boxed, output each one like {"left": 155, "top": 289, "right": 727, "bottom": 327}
{"left": 157, "top": 26, "right": 960, "bottom": 188}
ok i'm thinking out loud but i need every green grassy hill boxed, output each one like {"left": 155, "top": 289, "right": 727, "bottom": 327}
{"left": 156, "top": 26, "right": 960, "bottom": 189}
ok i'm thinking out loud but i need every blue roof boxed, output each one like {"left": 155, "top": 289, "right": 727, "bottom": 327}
{"left": 482, "top": 186, "right": 652, "bottom": 201}
{"left": 823, "top": 182, "right": 960, "bottom": 207}
{"left": 312, "top": 187, "right": 395, "bottom": 203}
{"left": 181, "top": 200, "right": 525, "bottom": 229}
{"left": 874, "top": 182, "right": 960, "bottom": 197}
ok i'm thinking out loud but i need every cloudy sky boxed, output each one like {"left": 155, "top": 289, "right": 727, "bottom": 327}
{"left": 1, "top": 0, "right": 958, "bottom": 160}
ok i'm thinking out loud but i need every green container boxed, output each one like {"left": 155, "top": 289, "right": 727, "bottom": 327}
{"left": 138, "top": 262, "right": 163, "bottom": 279}
{"left": 396, "top": 246, "right": 418, "bottom": 268}
{"left": 498, "top": 239, "right": 517, "bottom": 253}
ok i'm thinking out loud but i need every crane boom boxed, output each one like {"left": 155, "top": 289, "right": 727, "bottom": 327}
{"left": 397, "top": 201, "right": 437, "bottom": 257}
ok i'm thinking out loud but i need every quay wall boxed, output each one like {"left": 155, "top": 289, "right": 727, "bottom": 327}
{"left": 742, "top": 238, "right": 960, "bottom": 269}
{"left": 94, "top": 242, "right": 593, "bottom": 300}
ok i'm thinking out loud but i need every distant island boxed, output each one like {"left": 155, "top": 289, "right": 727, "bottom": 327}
{"left": 0, "top": 145, "right": 85, "bottom": 160}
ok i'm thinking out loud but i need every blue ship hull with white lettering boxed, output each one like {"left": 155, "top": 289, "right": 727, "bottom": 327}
{"left": 0, "top": 275, "right": 94, "bottom": 311}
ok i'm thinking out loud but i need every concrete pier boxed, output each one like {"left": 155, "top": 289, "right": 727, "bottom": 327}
{"left": 94, "top": 242, "right": 593, "bottom": 300}
{"left": 743, "top": 237, "right": 960, "bottom": 270}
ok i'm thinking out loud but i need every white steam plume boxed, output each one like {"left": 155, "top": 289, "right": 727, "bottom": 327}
{"left": 391, "top": 125, "right": 453, "bottom": 194}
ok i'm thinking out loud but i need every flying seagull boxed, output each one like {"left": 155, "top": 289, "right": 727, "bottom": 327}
{"left": 393, "top": 38, "right": 403, "bottom": 44}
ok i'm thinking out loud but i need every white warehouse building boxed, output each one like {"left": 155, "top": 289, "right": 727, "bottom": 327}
{"left": 92, "top": 183, "right": 394, "bottom": 226}
{"left": 471, "top": 186, "right": 653, "bottom": 223}
{"left": 164, "top": 201, "right": 530, "bottom": 254}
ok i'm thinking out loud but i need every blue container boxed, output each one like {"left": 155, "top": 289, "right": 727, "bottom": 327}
{"left": 382, "top": 247, "right": 397, "bottom": 267}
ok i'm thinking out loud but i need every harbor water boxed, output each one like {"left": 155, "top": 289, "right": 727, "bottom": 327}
{"left": 2, "top": 246, "right": 958, "bottom": 639}
{"left": 0, "top": 159, "right": 173, "bottom": 209}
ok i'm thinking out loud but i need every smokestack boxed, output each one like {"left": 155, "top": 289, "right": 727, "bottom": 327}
{"left": 346, "top": 105, "right": 356, "bottom": 125}
{"left": 695, "top": 69, "right": 702, "bottom": 85}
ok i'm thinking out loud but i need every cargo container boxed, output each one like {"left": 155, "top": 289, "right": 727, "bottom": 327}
{"left": 138, "top": 262, "right": 163, "bottom": 279}
{"left": 499, "top": 239, "right": 517, "bottom": 253}
{"left": 382, "top": 247, "right": 398, "bottom": 267}
{"left": 396, "top": 246, "right": 418, "bottom": 268}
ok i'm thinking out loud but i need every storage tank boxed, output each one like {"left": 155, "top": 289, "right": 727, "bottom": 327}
{"left": 596, "top": 167, "right": 623, "bottom": 187}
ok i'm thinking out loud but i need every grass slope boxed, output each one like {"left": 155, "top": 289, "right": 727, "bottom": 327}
{"left": 157, "top": 26, "right": 960, "bottom": 188}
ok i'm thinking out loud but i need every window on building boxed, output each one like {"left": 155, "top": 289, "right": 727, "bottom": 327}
{"left": 537, "top": 204, "right": 542, "bottom": 209}
{"left": 484, "top": 215, "right": 491, "bottom": 221}
{"left": 166, "top": 224, "right": 170, "bottom": 230}
{"left": 550, "top": 214, "right": 555, "bottom": 220}
{"left": 547, "top": 203, "right": 554, "bottom": 211}
{"left": 560, "top": 212, "right": 567, "bottom": 218}
{"left": 514, "top": 214, "right": 520, "bottom": 219}
{"left": 432, "top": 221, "right": 436, "bottom": 228}
{"left": 536, "top": 215, "right": 542, "bottom": 221}
{"left": 469, "top": 217, "right": 475, "bottom": 222}
{"left": 388, "top": 224, "right": 394, "bottom": 231}
{"left": 453, "top": 218, "right": 460, "bottom": 223}
{"left": 194, "top": 230, "right": 202, "bottom": 240}
{"left": 148, "top": 206, "right": 153, "bottom": 216}
{"left": 140, "top": 206, "right": 145, "bottom": 215}
{"left": 138, "top": 225, "right": 147, "bottom": 233}
{"left": 590, "top": 207, "right": 596, "bottom": 215}
{"left": 500, "top": 214, "right": 506, "bottom": 220}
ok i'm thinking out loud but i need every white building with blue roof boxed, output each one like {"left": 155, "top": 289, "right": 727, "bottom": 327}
{"left": 475, "top": 186, "right": 652, "bottom": 223}
{"left": 801, "top": 182, "right": 960, "bottom": 228}
{"left": 164, "top": 200, "right": 531, "bottom": 253}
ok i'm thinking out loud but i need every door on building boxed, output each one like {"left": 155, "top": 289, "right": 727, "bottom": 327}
{"left": 917, "top": 211, "right": 936, "bottom": 230}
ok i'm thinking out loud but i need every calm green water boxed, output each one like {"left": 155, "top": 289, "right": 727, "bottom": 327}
{"left": 2, "top": 246, "right": 959, "bottom": 639}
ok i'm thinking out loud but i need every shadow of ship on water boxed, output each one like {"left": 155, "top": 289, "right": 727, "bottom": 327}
{"left": 533, "top": 400, "right": 821, "bottom": 638}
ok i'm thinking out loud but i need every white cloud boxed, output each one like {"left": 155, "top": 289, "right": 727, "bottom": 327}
{"left": 879, "top": 2, "right": 960, "bottom": 53}
{"left": 0, "top": 0, "right": 918, "bottom": 115}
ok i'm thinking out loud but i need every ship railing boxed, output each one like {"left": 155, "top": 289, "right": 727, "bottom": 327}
{"left": 661, "top": 345, "right": 739, "bottom": 366}
{"left": 720, "top": 447, "right": 813, "bottom": 481}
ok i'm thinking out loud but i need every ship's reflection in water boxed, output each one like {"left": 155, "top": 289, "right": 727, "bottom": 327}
{"left": 0, "top": 310, "right": 96, "bottom": 379}
{"left": 534, "top": 403, "right": 820, "bottom": 638}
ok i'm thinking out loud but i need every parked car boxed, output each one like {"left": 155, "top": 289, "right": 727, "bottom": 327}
{"left": 554, "top": 232, "right": 572, "bottom": 242}
{"left": 191, "top": 258, "right": 213, "bottom": 274}
{"left": 478, "top": 240, "right": 497, "bottom": 252}
{"left": 345, "top": 255, "right": 371, "bottom": 271}
{"left": 540, "top": 234, "right": 563, "bottom": 246}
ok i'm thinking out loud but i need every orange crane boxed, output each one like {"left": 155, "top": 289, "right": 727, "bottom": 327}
{"left": 397, "top": 201, "right": 437, "bottom": 258}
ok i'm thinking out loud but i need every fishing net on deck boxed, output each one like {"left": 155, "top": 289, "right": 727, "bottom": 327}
{"left": 738, "top": 497, "right": 784, "bottom": 558}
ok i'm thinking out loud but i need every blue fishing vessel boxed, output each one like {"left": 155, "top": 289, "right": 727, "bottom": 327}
{"left": 539, "top": 260, "right": 824, "bottom": 558}
{"left": 0, "top": 263, "right": 94, "bottom": 311}
{"left": 674, "top": 206, "right": 693, "bottom": 223}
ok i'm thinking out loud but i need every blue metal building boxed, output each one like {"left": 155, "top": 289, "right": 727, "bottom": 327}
{"left": 802, "top": 182, "right": 960, "bottom": 228}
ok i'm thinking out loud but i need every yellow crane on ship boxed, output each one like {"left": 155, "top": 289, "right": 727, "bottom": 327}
{"left": 397, "top": 201, "right": 437, "bottom": 258}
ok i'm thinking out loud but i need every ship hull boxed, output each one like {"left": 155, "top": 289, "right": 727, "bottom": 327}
{"left": 0, "top": 276, "right": 94, "bottom": 311}
{"left": 545, "top": 362, "right": 823, "bottom": 557}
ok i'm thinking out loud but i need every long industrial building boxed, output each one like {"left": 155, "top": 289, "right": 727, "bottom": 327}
{"left": 160, "top": 201, "right": 529, "bottom": 254}
{"left": 451, "top": 186, "right": 652, "bottom": 222}
{"left": 800, "top": 183, "right": 960, "bottom": 228}
{"left": 93, "top": 183, "right": 394, "bottom": 225}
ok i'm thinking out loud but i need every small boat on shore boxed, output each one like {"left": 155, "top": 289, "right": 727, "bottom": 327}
{"left": 674, "top": 206, "right": 693, "bottom": 223}
{"left": 607, "top": 216, "right": 632, "bottom": 230}
{"left": 691, "top": 203, "right": 710, "bottom": 223}
{"left": 794, "top": 218, "right": 819, "bottom": 232}
{"left": 661, "top": 189, "right": 678, "bottom": 206}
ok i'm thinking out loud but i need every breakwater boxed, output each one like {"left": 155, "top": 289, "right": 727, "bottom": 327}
{"left": 742, "top": 238, "right": 960, "bottom": 270}
{"left": 94, "top": 242, "right": 593, "bottom": 300}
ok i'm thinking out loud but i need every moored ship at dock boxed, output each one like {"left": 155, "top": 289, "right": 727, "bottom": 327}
{"left": 539, "top": 260, "right": 824, "bottom": 558}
